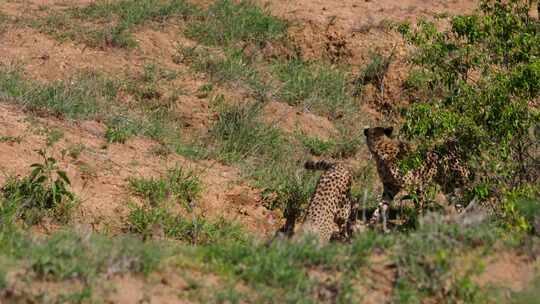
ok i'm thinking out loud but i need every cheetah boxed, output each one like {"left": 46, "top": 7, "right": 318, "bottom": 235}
{"left": 363, "top": 127, "right": 470, "bottom": 231}
{"left": 293, "top": 160, "right": 357, "bottom": 244}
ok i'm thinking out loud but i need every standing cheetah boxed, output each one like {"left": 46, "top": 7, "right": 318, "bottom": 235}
{"left": 293, "top": 160, "right": 357, "bottom": 244}
{"left": 364, "top": 127, "right": 470, "bottom": 231}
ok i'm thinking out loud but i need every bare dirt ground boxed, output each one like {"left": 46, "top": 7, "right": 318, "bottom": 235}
{"left": 0, "top": 102, "right": 281, "bottom": 236}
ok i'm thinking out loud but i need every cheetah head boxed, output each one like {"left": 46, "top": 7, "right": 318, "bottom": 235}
{"left": 363, "top": 126, "right": 393, "bottom": 154}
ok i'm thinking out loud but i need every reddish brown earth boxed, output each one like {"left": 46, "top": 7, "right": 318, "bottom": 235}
{"left": 0, "top": 102, "right": 281, "bottom": 236}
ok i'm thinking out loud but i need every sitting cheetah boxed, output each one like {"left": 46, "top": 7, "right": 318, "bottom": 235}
{"left": 293, "top": 160, "right": 357, "bottom": 244}
{"left": 364, "top": 127, "right": 470, "bottom": 231}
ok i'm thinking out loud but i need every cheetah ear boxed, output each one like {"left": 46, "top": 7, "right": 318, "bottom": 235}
{"left": 383, "top": 127, "right": 393, "bottom": 136}
{"left": 363, "top": 128, "right": 369, "bottom": 136}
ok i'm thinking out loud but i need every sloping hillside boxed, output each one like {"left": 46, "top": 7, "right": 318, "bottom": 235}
{"left": 0, "top": 0, "right": 538, "bottom": 303}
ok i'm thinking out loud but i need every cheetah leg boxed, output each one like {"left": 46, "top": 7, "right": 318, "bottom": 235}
{"left": 369, "top": 200, "right": 390, "bottom": 232}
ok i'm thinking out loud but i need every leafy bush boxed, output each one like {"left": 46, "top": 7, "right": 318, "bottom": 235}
{"left": 1, "top": 149, "right": 75, "bottom": 224}
{"left": 397, "top": 0, "right": 540, "bottom": 212}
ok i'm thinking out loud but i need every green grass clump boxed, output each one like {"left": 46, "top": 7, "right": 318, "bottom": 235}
{"left": 394, "top": 217, "right": 499, "bottom": 303}
{"left": 0, "top": 12, "right": 9, "bottom": 34}
{"left": 105, "top": 115, "right": 141, "bottom": 144}
{"left": 0, "top": 67, "right": 117, "bottom": 120}
{"left": 209, "top": 102, "right": 286, "bottom": 163}
{"left": 127, "top": 205, "right": 245, "bottom": 245}
{"left": 0, "top": 135, "right": 22, "bottom": 144}
{"left": 274, "top": 59, "right": 353, "bottom": 118}
{"left": 202, "top": 230, "right": 386, "bottom": 302}
{"left": 0, "top": 226, "right": 166, "bottom": 286}
{"left": 38, "top": 0, "right": 196, "bottom": 48}
{"left": 185, "top": 0, "right": 287, "bottom": 47}
{"left": 126, "top": 167, "right": 244, "bottom": 244}
{"left": 128, "top": 167, "right": 202, "bottom": 208}
{"left": 177, "top": 46, "right": 268, "bottom": 98}
{"left": 300, "top": 135, "right": 336, "bottom": 157}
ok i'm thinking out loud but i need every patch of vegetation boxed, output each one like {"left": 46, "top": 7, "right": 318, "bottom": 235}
{"left": 0, "top": 67, "right": 117, "bottom": 120}
{"left": 394, "top": 216, "right": 499, "bottom": 303}
{"left": 37, "top": 0, "right": 197, "bottom": 48}
{"left": 0, "top": 66, "right": 202, "bottom": 158}
{"left": 209, "top": 101, "right": 286, "bottom": 163}
{"left": 353, "top": 50, "right": 395, "bottom": 97}
{"left": 185, "top": 0, "right": 287, "bottom": 47}
{"left": 498, "top": 184, "right": 540, "bottom": 233}
{"left": 0, "top": 12, "right": 9, "bottom": 35}
{"left": 105, "top": 115, "right": 140, "bottom": 144}
{"left": 203, "top": 230, "right": 387, "bottom": 302}
{"left": 126, "top": 167, "right": 244, "bottom": 244}
{"left": 0, "top": 225, "right": 167, "bottom": 301}
{"left": 127, "top": 205, "right": 245, "bottom": 245}
{"left": 396, "top": 0, "right": 540, "bottom": 221}
{"left": 62, "top": 143, "right": 86, "bottom": 160}
{"left": 274, "top": 59, "right": 354, "bottom": 118}
{"left": 1, "top": 149, "right": 75, "bottom": 225}
{"left": 176, "top": 46, "right": 268, "bottom": 99}
{"left": 300, "top": 135, "right": 336, "bottom": 156}
{"left": 511, "top": 276, "right": 540, "bottom": 304}
{"left": 299, "top": 124, "right": 363, "bottom": 158}
{"left": 128, "top": 166, "right": 202, "bottom": 208}
{"left": 0, "top": 135, "right": 22, "bottom": 144}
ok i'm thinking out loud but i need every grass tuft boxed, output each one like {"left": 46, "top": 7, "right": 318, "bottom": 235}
{"left": 128, "top": 166, "right": 202, "bottom": 208}
{"left": 274, "top": 59, "right": 353, "bottom": 118}
{"left": 185, "top": 0, "right": 287, "bottom": 47}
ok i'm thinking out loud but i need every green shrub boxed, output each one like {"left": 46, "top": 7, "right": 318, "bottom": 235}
{"left": 498, "top": 184, "right": 540, "bottom": 233}
{"left": 1, "top": 149, "right": 75, "bottom": 225}
{"left": 396, "top": 0, "right": 540, "bottom": 212}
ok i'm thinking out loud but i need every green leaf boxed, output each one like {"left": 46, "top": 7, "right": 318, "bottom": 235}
{"left": 56, "top": 170, "right": 71, "bottom": 185}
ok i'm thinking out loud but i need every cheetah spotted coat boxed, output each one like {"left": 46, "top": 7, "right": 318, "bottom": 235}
{"left": 294, "top": 160, "right": 356, "bottom": 243}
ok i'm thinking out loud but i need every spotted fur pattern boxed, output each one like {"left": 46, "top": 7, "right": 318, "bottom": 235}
{"left": 363, "top": 127, "right": 470, "bottom": 229}
{"left": 294, "top": 160, "right": 356, "bottom": 243}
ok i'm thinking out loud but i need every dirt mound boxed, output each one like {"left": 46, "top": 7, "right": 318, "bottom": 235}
{"left": 0, "top": 103, "right": 279, "bottom": 236}
{"left": 475, "top": 251, "right": 540, "bottom": 292}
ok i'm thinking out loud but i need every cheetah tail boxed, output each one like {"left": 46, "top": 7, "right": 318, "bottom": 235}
{"left": 304, "top": 160, "right": 335, "bottom": 171}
